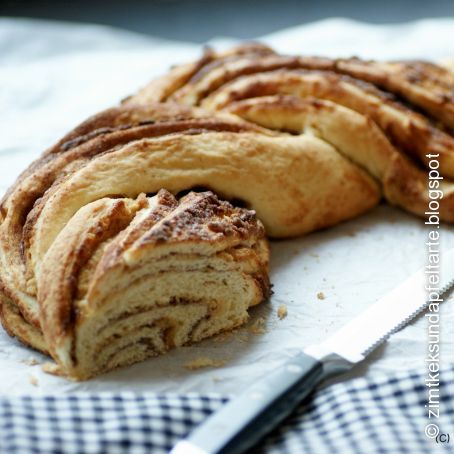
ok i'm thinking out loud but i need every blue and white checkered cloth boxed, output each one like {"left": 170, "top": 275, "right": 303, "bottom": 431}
{"left": 1, "top": 366, "right": 454, "bottom": 453}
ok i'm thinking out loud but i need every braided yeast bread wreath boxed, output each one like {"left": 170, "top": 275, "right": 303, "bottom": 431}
{"left": 0, "top": 44, "right": 453, "bottom": 379}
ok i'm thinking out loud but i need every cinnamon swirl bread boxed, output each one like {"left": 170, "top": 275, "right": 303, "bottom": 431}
{"left": 38, "top": 190, "right": 269, "bottom": 380}
{"left": 1, "top": 43, "right": 453, "bottom": 379}
{"left": 128, "top": 44, "right": 454, "bottom": 220}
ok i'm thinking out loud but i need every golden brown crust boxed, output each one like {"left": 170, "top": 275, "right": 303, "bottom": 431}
{"left": 226, "top": 95, "right": 454, "bottom": 220}
{"left": 125, "top": 43, "right": 276, "bottom": 105}
{"left": 129, "top": 50, "right": 453, "bottom": 131}
{"left": 201, "top": 69, "right": 454, "bottom": 178}
{"left": 1, "top": 43, "right": 453, "bottom": 379}
{"left": 0, "top": 293, "right": 47, "bottom": 354}
{"left": 334, "top": 58, "right": 454, "bottom": 131}
{"left": 0, "top": 103, "right": 266, "bottom": 331}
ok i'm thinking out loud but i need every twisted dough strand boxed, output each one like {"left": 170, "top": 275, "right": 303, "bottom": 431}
{"left": 0, "top": 44, "right": 453, "bottom": 379}
{"left": 226, "top": 95, "right": 454, "bottom": 222}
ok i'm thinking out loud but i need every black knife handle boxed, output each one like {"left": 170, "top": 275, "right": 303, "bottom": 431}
{"left": 171, "top": 352, "right": 324, "bottom": 454}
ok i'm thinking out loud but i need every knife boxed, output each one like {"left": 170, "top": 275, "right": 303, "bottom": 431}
{"left": 171, "top": 248, "right": 454, "bottom": 454}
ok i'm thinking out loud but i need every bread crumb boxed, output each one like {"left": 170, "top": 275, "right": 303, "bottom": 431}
{"left": 309, "top": 252, "right": 319, "bottom": 258}
{"left": 214, "top": 330, "right": 234, "bottom": 343}
{"left": 277, "top": 304, "right": 288, "bottom": 320}
{"left": 249, "top": 317, "right": 266, "bottom": 334}
{"left": 346, "top": 231, "right": 357, "bottom": 237}
{"left": 29, "top": 375, "right": 38, "bottom": 386}
{"left": 184, "top": 357, "right": 226, "bottom": 370}
{"left": 317, "top": 292, "right": 326, "bottom": 300}
{"left": 237, "top": 331, "right": 249, "bottom": 343}
{"left": 42, "top": 362, "right": 63, "bottom": 376}
{"left": 21, "top": 357, "right": 40, "bottom": 366}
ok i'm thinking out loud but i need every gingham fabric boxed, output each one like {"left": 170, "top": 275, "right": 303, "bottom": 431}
{"left": 1, "top": 366, "right": 453, "bottom": 454}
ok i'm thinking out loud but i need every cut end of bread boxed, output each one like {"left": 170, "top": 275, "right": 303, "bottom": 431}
{"left": 38, "top": 190, "right": 270, "bottom": 380}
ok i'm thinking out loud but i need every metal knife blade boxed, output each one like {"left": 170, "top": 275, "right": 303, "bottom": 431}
{"left": 171, "top": 248, "right": 454, "bottom": 454}
{"left": 305, "top": 247, "right": 454, "bottom": 365}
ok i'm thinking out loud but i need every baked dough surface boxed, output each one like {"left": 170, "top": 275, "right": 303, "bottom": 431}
{"left": 0, "top": 44, "right": 452, "bottom": 379}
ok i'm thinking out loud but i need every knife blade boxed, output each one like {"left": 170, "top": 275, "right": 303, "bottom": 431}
{"left": 171, "top": 248, "right": 454, "bottom": 454}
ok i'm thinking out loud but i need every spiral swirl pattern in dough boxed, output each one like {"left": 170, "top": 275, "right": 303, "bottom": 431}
{"left": 0, "top": 44, "right": 453, "bottom": 379}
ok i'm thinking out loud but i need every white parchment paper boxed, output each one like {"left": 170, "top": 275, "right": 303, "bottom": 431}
{"left": 1, "top": 17, "right": 453, "bottom": 395}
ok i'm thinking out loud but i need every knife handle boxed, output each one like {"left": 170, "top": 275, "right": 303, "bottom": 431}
{"left": 170, "top": 352, "right": 324, "bottom": 454}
